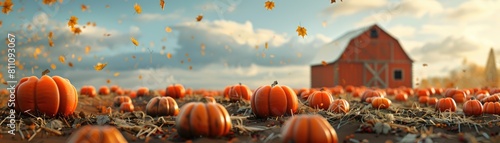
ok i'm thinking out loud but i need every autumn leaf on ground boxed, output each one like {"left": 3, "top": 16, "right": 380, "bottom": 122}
{"left": 196, "top": 15, "right": 203, "bottom": 22}
{"left": 2, "top": 0, "right": 14, "bottom": 14}
{"left": 114, "top": 72, "right": 120, "bottom": 77}
{"left": 71, "top": 27, "right": 82, "bottom": 34}
{"left": 165, "top": 26, "right": 172, "bottom": 33}
{"left": 94, "top": 62, "right": 107, "bottom": 71}
{"left": 42, "top": 0, "right": 56, "bottom": 5}
{"left": 68, "top": 62, "right": 73, "bottom": 67}
{"left": 81, "top": 4, "right": 88, "bottom": 12}
{"left": 85, "top": 46, "right": 91, "bottom": 55}
{"left": 131, "top": 37, "right": 139, "bottom": 46}
{"left": 166, "top": 53, "right": 172, "bottom": 59}
{"left": 68, "top": 16, "right": 78, "bottom": 28}
{"left": 50, "top": 63, "right": 57, "bottom": 70}
{"left": 134, "top": 3, "right": 141, "bottom": 14}
{"left": 321, "top": 60, "right": 327, "bottom": 66}
{"left": 265, "top": 42, "right": 269, "bottom": 49}
{"left": 160, "top": 0, "right": 165, "bottom": 10}
{"left": 59, "top": 55, "right": 65, "bottom": 63}
{"left": 296, "top": 25, "right": 307, "bottom": 38}
{"left": 264, "top": 1, "right": 275, "bottom": 10}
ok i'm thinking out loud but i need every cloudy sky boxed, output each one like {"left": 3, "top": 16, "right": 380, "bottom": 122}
{"left": 0, "top": 0, "right": 499, "bottom": 90}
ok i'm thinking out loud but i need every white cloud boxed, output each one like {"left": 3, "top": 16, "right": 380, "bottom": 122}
{"left": 410, "top": 36, "right": 488, "bottom": 64}
{"left": 135, "top": 11, "right": 183, "bottom": 21}
{"left": 445, "top": 0, "right": 499, "bottom": 21}
{"left": 322, "top": 0, "right": 388, "bottom": 18}
{"left": 387, "top": 25, "right": 416, "bottom": 38}
{"left": 394, "top": 0, "right": 444, "bottom": 18}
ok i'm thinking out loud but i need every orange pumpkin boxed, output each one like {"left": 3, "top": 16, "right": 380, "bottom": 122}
{"left": 443, "top": 88, "right": 458, "bottom": 97}
{"left": 351, "top": 90, "right": 363, "bottom": 98}
{"left": 330, "top": 87, "right": 344, "bottom": 96}
{"left": 394, "top": 93, "right": 408, "bottom": 101}
{"left": 165, "top": 84, "right": 186, "bottom": 99}
{"left": 361, "top": 90, "right": 383, "bottom": 102}
{"left": 281, "top": 114, "right": 338, "bottom": 143}
{"left": 453, "top": 90, "right": 467, "bottom": 103}
{"left": 482, "top": 94, "right": 500, "bottom": 103}
{"left": 475, "top": 90, "right": 489, "bottom": 96}
{"left": 371, "top": 97, "right": 391, "bottom": 109}
{"left": 416, "top": 89, "right": 430, "bottom": 97}
{"left": 66, "top": 125, "right": 127, "bottom": 143}
{"left": 176, "top": 102, "right": 232, "bottom": 138}
{"left": 128, "top": 91, "right": 137, "bottom": 99}
{"left": 110, "top": 85, "right": 120, "bottom": 93}
{"left": 434, "top": 88, "right": 444, "bottom": 95}
{"left": 418, "top": 96, "right": 429, "bottom": 104}
{"left": 136, "top": 87, "right": 149, "bottom": 97}
{"left": 427, "top": 87, "right": 436, "bottom": 95}
{"left": 250, "top": 81, "right": 298, "bottom": 118}
{"left": 228, "top": 83, "right": 252, "bottom": 101}
{"left": 476, "top": 94, "right": 489, "bottom": 101}
{"left": 120, "top": 102, "right": 134, "bottom": 112}
{"left": 427, "top": 97, "right": 438, "bottom": 106}
{"left": 483, "top": 102, "right": 500, "bottom": 115}
{"left": 145, "top": 97, "right": 179, "bottom": 117}
{"left": 202, "top": 96, "right": 217, "bottom": 104}
{"left": 300, "top": 90, "right": 312, "bottom": 100}
{"left": 157, "top": 89, "right": 166, "bottom": 96}
{"left": 296, "top": 88, "right": 309, "bottom": 97}
{"left": 345, "top": 85, "right": 355, "bottom": 93}
{"left": 463, "top": 99, "right": 483, "bottom": 116}
{"left": 15, "top": 76, "right": 78, "bottom": 117}
{"left": 365, "top": 97, "right": 374, "bottom": 103}
{"left": 185, "top": 88, "right": 193, "bottom": 96}
{"left": 436, "top": 97, "right": 457, "bottom": 112}
{"left": 80, "top": 85, "right": 97, "bottom": 97}
{"left": 308, "top": 90, "right": 334, "bottom": 110}
{"left": 113, "top": 96, "right": 132, "bottom": 107}
{"left": 223, "top": 86, "right": 231, "bottom": 99}
{"left": 328, "top": 99, "right": 349, "bottom": 114}
{"left": 115, "top": 89, "right": 124, "bottom": 95}
{"left": 98, "top": 86, "right": 110, "bottom": 95}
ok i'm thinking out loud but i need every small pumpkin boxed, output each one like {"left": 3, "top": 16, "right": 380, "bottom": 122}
{"left": 308, "top": 90, "right": 334, "bottom": 110}
{"left": 476, "top": 94, "right": 489, "bottom": 101}
{"left": 418, "top": 96, "right": 429, "bottom": 104}
{"left": 80, "top": 85, "right": 97, "bottom": 97}
{"left": 453, "top": 90, "right": 467, "bottom": 103}
{"left": 328, "top": 99, "right": 349, "bottom": 114}
{"left": 345, "top": 85, "right": 355, "bottom": 93}
{"left": 165, "top": 84, "right": 186, "bottom": 99}
{"left": 145, "top": 97, "right": 180, "bottom": 117}
{"left": 281, "top": 114, "right": 338, "bottom": 143}
{"left": 120, "top": 102, "right": 134, "bottom": 112}
{"left": 443, "top": 88, "right": 458, "bottom": 97}
{"left": 436, "top": 97, "right": 457, "bottom": 112}
{"left": 463, "top": 99, "right": 483, "bottom": 116}
{"left": 15, "top": 75, "right": 78, "bottom": 117}
{"left": 98, "top": 86, "right": 110, "bottom": 95}
{"left": 176, "top": 102, "right": 232, "bottom": 138}
{"left": 483, "top": 102, "right": 500, "bottom": 115}
{"left": 251, "top": 81, "right": 298, "bottom": 118}
{"left": 427, "top": 87, "right": 436, "bottom": 95}
{"left": 66, "top": 125, "right": 127, "bottom": 143}
{"left": 371, "top": 97, "right": 391, "bottom": 109}
{"left": 115, "top": 89, "right": 124, "bottom": 95}
{"left": 482, "top": 94, "right": 500, "bottom": 103}
{"left": 110, "top": 85, "right": 120, "bottom": 93}
{"left": 128, "top": 91, "right": 137, "bottom": 99}
{"left": 434, "top": 88, "right": 444, "bottom": 95}
{"left": 361, "top": 90, "right": 383, "bottom": 102}
{"left": 427, "top": 97, "right": 438, "bottom": 106}
{"left": 136, "top": 87, "right": 149, "bottom": 97}
{"left": 223, "top": 86, "right": 231, "bottom": 99}
{"left": 113, "top": 96, "right": 132, "bottom": 107}
{"left": 300, "top": 90, "right": 312, "bottom": 100}
{"left": 394, "top": 93, "right": 408, "bottom": 101}
{"left": 330, "top": 87, "right": 344, "bottom": 96}
{"left": 202, "top": 96, "right": 217, "bottom": 104}
{"left": 416, "top": 89, "right": 430, "bottom": 97}
{"left": 228, "top": 83, "right": 252, "bottom": 101}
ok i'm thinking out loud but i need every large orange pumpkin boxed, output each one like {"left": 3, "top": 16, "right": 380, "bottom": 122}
{"left": 371, "top": 97, "right": 391, "bottom": 109}
{"left": 15, "top": 76, "right": 78, "bottom": 117}
{"left": 308, "top": 90, "right": 334, "bottom": 110}
{"left": 228, "top": 83, "right": 252, "bottom": 101}
{"left": 250, "top": 81, "right": 298, "bottom": 118}
{"left": 483, "top": 102, "right": 500, "bottom": 115}
{"left": 328, "top": 99, "right": 349, "bottom": 114}
{"left": 176, "top": 102, "right": 232, "bottom": 138}
{"left": 463, "top": 99, "right": 483, "bottom": 116}
{"left": 66, "top": 125, "right": 127, "bottom": 143}
{"left": 98, "top": 86, "right": 110, "bottom": 95}
{"left": 136, "top": 87, "right": 149, "bottom": 97}
{"left": 165, "top": 84, "right": 186, "bottom": 99}
{"left": 80, "top": 85, "right": 97, "bottom": 97}
{"left": 281, "top": 114, "right": 338, "bottom": 143}
{"left": 145, "top": 97, "right": 180, "bottom": 117}
{"left": 436, "top": 97, "right": 457, "bottom": 112}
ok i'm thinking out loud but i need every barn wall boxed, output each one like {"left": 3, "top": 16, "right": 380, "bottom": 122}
{"left": 311, "top": 64, "right": 335, "bottom": 88}
{"left": 337, "top": 62, "right": 364, "bottom": 87}
{"left": 388, "top": 63, "right": 412, "bottom": 88}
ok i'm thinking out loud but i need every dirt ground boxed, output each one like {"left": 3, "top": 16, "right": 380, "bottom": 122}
{"left": 1, "top": 92, "right": 500, "bottom": 143}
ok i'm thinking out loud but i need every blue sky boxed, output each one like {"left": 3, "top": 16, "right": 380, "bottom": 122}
{"left": 1, "top": 0, "right": 499, "bottom": 90}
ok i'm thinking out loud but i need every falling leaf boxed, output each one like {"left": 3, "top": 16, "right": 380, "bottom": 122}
{"left": 81, "top": 4, "right": 88, "bottom": 12}
{"left": 104, "top": 33, "right": 111, "bottom": 36}
{"left": 42, "top": 69, "right": 50, "bottom": 76}
{"left": 0, "top": 20, "right": 2, "bottom": 27}
{"left": 42, "top": 0, "right": 56, "bottom": 5}
{"left": 189, "top": 66, "right": 192, "bottom": 70}
{"left": 85, "top": 46, "right": 91, "bottom": 54}
{"left": 59, "top": 55, "right": 65, "bottom": 63}
{"left": 138, "top": 75, "right": 142, "bottom": 79}
{"left": 50, "top": 64, "right": 57, "bottom": 70}
{"left": 130, "top": 37, "right": 139, "bottom": 46}
{"left": 114, "top": 72, "right": 120, "bottom": 77}
{"left": 134, "top": 3, "right": 141, "bottom": 14}
{"left": 423, "top": 63, "right": 428, "bottom": 67}
{"left": 167, "top": 53, "right": 172, "bottom": 59}
{"left": 68, "top": 16, "right": 78, "bottom": 28}
{"left": 296, "top": 26, "right": 307, "bottom": 38}
{"left": 48, "top": 31, "right": 53, "bottom": 39}
{"left": 92, "top": 22, "right": 96, "bottom": 27}
{"left": 165, "top": 26, "right": 172, "bottom": 33}
{"left": 321, "top": 60, "right": 327, "bottom": 66}
{"left": 264, "top": 1, "right": 275, "bottom": 10}
{"left": 187, "top": 58, "right": 191, "bottom": 62}
{"left": 322, "top": 21, "right": 327, "bottom": 27}
{"left": 185, "top": 53, "right": 189, "bottom": 57}
{"left": 162, "top": 45, "right": 166, "bottom": 50}
{"left": 132, "top": 55, "right": 136, "bottom": 59}
{"left": 68, "top": 62, "right": 73, "bottom": 67}
{"left": 94, "top": 62, "right": 107, "bottom": 71}
{"left": 180, "top": 60, "right": 184, "bottom": 64}
{"left": 331, "top": 0, "right": 343, "bottom": 3}
{"left": 71, "top": 27, "right": 82, "bottom": 34}
{"left": 160, "top": 0, "right": 165, "bottom": 10}
{"left": 105, "top": 5, "right": 110, "bottom": 8}
{"left": 77, "top": 56, "right": 82, "bottom": 62}
{"left": 265, "top": 42, "right": 269, "bottom": 49}
{"left": 196, "top": 15, "right": 203, "bottom": 22}
{"left": 48, "top": 39, "right": 54, "bottom": 47}
{"left": 2, "top": 0, "right": 13, "bottom": 14}
{"left": 106, "top": 79, "right": 111, "bottom": 84}
{"left": 201, "top": 43, "right": 206, "bottom": 50}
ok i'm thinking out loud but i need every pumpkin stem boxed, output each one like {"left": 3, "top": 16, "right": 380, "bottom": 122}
{"left": 320, "top": 88, "right": 325, "bottom": 91}
{"left": 271, "top": 81, "right": 278, "bottom": 87}
{"left": 41, "top": 69, "right": 50, "bottom": 76}
{"left": 239, "top": 82, "right": 242, "bottom": 86}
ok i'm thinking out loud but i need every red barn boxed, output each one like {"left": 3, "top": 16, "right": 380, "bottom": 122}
{"left": 310, "top": 24, "right": 413, "bottom": 88}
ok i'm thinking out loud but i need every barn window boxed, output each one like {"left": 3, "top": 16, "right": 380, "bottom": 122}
{"left": 370, "top": 29, "right": 378, "bottom": 38}
{"left": 393, "top": 69, "right": 403, "bottom": 80}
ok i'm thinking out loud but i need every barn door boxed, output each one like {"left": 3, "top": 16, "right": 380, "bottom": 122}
{"left": 363, "top": 62, "right": 388, "bottom": 88}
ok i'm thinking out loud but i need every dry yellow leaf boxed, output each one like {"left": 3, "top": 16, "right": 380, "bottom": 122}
{"left": 160, "top": 0, "right": 165, "bottom": 10}
{"left": 2, "top": 0, "right": 13, "bottom": 14}
{"left": 50, "top": 63, "right": 57, "bottom": 70}
{"left": 138, "top": 75, "right": 142, "bottom": 79}
{"left": 114, "top": 72, "right": 120, "bottom": 77}
{"left": 167, "top": 53, "right": 172, "bottom": 59}
{"left": 42, "top": 0, "right": 56, "bottom": 5}
{"left": 94, "top": 62, "right": 107, "bottom": 71}
{"left": 196, "top": 15, "right": 203, "bottom": 22}
{"left": 71, "top": 54, "right": 75, "bottom": 59}
{"left": 68, "top": 62, "right": 73, "bottom": 67}
{"left": 296, "top": 25, "right": 307, "bottom": 38}
{"left": 48, "top": 39, "right": 54, "bottom": 47}
{"left": 165, "top": 26, "right": 172, "bottom": 33}
{"left": 134, "top": 3, "right": 141, "bottom": 14}
{"left": 59, "top": 55, "right": 65, "bottom": 63}
{"left": 0, "top": 20, "right": 2, "bottom": 27}
{"left": 189, "top": 66, "right": 192, "bottom": 70}
{"left": 105, "top": 5, "right": 110, "bottom": 8}
{"left": 81, "top": 4, "right": 88, "bottom": 12}
{"left": 321, "top": 61, "right": 327, "bottom": 66}
{"left": 68, "top": 16, "right": 78, "bottom": 28}
{"left": 131, "top": 37, "right": 139, "bottom": 46}
{"left": 85, "top": 46, "right": 91, "bottom": 55}
{"left": 77, "top": 56, "right": 82, "bottom": 62}
{"left": 264, "top": 1, "right": 275, "bottom": 10}
{"left": 265, "top": 42, "right": 269, "bottom": 49}
{"left": 71, "top": 27, "right": 82, "bottom": 34}
{"left": 201, "top": 43, "right": 206, "bottom": 50}
{"left": 48, "top": 31, "right": 53, "bottom": 39}
{"left": 106, "top": 79, "right": 111, "bottom": 84}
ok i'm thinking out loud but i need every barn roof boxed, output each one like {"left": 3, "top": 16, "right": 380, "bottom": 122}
{"left": 310, "top": 25, "right": 373, "bottom": 66}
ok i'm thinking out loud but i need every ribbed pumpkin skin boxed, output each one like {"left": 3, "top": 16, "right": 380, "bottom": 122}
{"left": 328, "top": 99, "right": 350, "bottom": 114}
{"left": 80, "top": 86, "right": 97, "bottom": 97}
{"left": 66, "top": 125, "right": 128, "bottom": 143}
{"left": 436, "top": 97, "right": 457, "bottom": 112}
{"left": 136, "top": 87, "right": 149, "bottom": 97}
{"left": 15, "top": 76, "right": 78, "bottom": 117}
{"left": 483, "top": 102, "right": 500, "bottom": 115}
{"left": 463, "top": 100, "right": 483, "bottom": 116}
{"left": 165, "top": 84, "right": 186, "bottom": 99}
{"left": 281, "top": 114, "right": 338, "bottom": 143}
{"left": 250, "top": 82, "right": 299, "bottom": 118}
{"left": 113, "top": 96, "right": 132, "bottom": 107}
{"left": 145, "top": 97, "right": 179, "bottom": 117}
{"left": 308, "top": 90, "right": 334, "bottom": 110}
{"left": 175, "top": 102, "right": 232, "bottom": 138}
{"left": 228, "top": 83, "right": 252, "bottom": 101}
